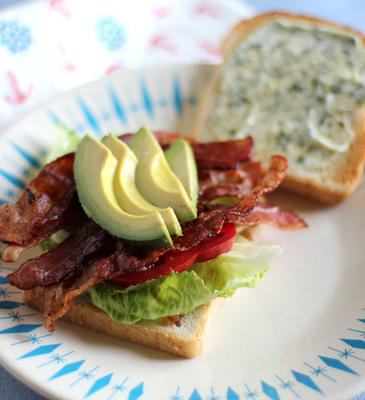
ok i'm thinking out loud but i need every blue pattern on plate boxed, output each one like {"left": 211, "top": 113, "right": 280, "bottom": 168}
{"left": 261, "top": 380, "right": 280, "bottom": 400}
{"left": 49, "top": 360, "right": 85, "bottom": 381}
{"left": 77, "top": 96, "right": 101, "bottom": 134}
{"left": 188, "top": 388, "right": 202, "bottom": 400}
{"left": 0, "top": 311, "right": 35, "bottom": 322}
{"left": 227, "top": 386, "right": 240, "bottom": 400}
{"left": 0, "top": 276, "right": 8, "bottom": 284}
{"left": 291, "top": 370, "right": 323, "bottom": 393}
{"left": 108, "top": 87, "right": 127, "bottom": 125}
{"left": 139, "top": 79, "right": 154, "bottom": 118}
{"left": 0, "top": 300, "right": 24, "bottom": 310}
{"left": 127, "top": 382, "right": 144, "bottom": 400}
{"left": 304, "top": 362, "right": 336, "bottom": 382}
{"left": 173, "top": 75, "right": 183, "bottom": 115}
{"left": 17, "top": 343, "right": 61, "bottom": 360}
{"left": 0, "top": 323, "right": 41, "bottom": 334}
{"left": 85, "top": 372, "right": 113, "bottom": 398}
{"left": 9, "top": 140, "right": 41, "bottom": 168}
{"left": 0, "top": 169, "right": 25, "bottom": 188}
{"left": 341, "top": 339, "right": 365, "bottom": 350}
{"left": 319, "top": 356, "right": 358, "bottom": 375}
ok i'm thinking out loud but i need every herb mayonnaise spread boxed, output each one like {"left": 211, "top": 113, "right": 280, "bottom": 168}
{"left": 207, "top": 20, "right": 365, "bottom": 171}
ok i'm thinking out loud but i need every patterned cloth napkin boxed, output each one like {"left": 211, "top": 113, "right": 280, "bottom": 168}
{"left": 0, "top": 0, "right": 253, "bottom": 130}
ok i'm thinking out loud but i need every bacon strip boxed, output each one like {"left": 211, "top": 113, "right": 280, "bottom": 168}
{"left": 7, "top": 220, "right": 110, "bottom": 290}
{"left": 0, "top": 153, "right": 78, "bottom": 260}
{"left": 233, "top": 202, "right": 307, "bottom": 230}
{"left": 191, "top": 137, "right": 253, "bottom": 169}
{"left": 42, "top": 255, "right": 119, "bottom": 331}
{"left": 198, "top": 160, "right": 266, "bottom": 202}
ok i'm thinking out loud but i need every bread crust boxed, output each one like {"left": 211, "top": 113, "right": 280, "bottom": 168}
{"left": 23, "top": 288, "right": 218, "bottom": 358}
{"left": 193, "top": 12, "right": 365, "bottom": 204}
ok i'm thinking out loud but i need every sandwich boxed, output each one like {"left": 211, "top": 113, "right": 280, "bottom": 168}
{"left": 194, "top": 12, "right": 365, "bottom": 204}
{"left": 0, "top": 128, "right": 306, "bottom": 358}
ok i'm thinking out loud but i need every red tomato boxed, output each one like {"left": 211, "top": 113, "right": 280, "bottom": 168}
{"left": 110, "top": 223, "right": 236, "bottom": 287}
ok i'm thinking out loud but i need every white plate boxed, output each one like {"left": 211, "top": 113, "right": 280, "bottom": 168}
{"left": 0, "top": 64, "right": 365, "bottom": 400}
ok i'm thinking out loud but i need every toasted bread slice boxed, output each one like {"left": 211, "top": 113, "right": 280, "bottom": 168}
{"left": 23, "top": 288, "right": 218, "bottom": 358}
{"left": 194, "top": 12, "right": 365, "bottom": 204}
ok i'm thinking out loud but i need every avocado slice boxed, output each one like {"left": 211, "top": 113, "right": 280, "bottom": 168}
{"left": 165, "top": 139, "right": 198, "bottom": 205}
{"left": 74, "top": 135, "right": 172, "bottom": 248}
{"left": 129, "top": 127, "right": 197, "bottom": 222}
{"left": 101, "top": 134, "right": 182, "bottom": 237}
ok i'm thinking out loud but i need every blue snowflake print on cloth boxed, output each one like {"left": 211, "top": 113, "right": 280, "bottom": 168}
{"left": 0, "top": 20, "right": 32, "bottom": 53}
{"left": 96, "top": 17, "right": 126, "bottom": 51}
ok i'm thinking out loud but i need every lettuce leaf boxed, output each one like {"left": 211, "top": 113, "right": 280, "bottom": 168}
{"left": 39, "top": 229, "right": 70, "bottom": 252}
{"left": 45, "top": 128, "right": 80, "bottom": 164}
{"left": 84, "top": 238, "right": 281, "bottom": 324}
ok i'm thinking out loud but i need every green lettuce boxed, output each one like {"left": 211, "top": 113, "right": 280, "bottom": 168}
{"left": 84, "top": 237, "right": 281, "bottom": 324}
{"left": 39, "top": 229, "right": 70, "bottom": 251}
{"left": 45, "top": 128, "right": 80, "bottom": 164}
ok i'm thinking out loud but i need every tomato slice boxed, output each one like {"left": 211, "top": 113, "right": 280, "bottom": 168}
{"left": 110, "top": 223, "right": 236, "bottom": 287}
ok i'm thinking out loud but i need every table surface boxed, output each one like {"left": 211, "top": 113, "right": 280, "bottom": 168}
{"left": 1, "top": 1, "right": 365, "bottom": 399}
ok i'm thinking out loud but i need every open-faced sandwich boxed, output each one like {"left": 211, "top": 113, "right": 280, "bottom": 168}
{"left": 0, "top": 127, "right": 306, "bottom": 358}
{"left": 194, "top": 12, "right": 365, "bottom": 204}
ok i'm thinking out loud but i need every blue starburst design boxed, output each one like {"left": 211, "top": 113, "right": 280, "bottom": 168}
{"left": 96, "top": 17, "right": 126, "bottom": 51}
{"left": 49, "top": 352, "right": 71, "bottom": 365}
{"left": 11, "top": 333, "right": 53, "bottom": 346}
{"left": 0, "top": 311, "right": 35, "bottom": 323}
{"left": 108, "top": 377, "right": 128, "bottom": 400}
{"left": 208, "top": 387, "right": 221, "bottom": 400}
{"left": 275, "top": 374, "right": 300, "bottom": 398}
{"left": 0, "top": 287, "right": 19, "bottom": 298}
{"left": 304, "top": 362, "right": 336, "bottom": 382}
{"left": 0, "top": 20, "right": 32, "bottom": 53}
{"left": 328, "top": 346, "right": 365, "bottom": 361}
{"left": 348, "top": 328, "right": 365, "bottom": 338}
{"left": 0, "top": 288, "right": 10, "bottom": 298}
{"left": 243, "top": 383, "right": 259, "bottom": 399}
{"left": 70, "top": 365, "right": 99, "bottom": 387}
{"left": 169, "top": 386, "right": 183, "bottom": 400}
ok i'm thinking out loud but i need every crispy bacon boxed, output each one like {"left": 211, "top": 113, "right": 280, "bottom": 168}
{"left": 231, "top": 202, "right": 307, "bottom": 230}
{"left": 42, "top": 254, "right": 120, "bottom": 331}
{"left": 198, "top": 160, "right": 266, "bottom": 202}
{"left": 0, "top": 153, "right": 80, "bottom": 260}
{"left": 41, "top": 238, "right": 158, "bottom": 331}
{"left": 7, "top": 220, "right": 111, "bottom": 290}
{"left": 191, "top": 137, "right": 253, "bottom": 169}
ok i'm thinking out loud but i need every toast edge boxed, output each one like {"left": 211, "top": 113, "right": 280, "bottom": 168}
{"left": 23, "top": 287, "right": 218, "bottom": 359}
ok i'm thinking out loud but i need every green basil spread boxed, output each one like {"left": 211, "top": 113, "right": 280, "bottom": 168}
{"left": 207, "top": 20, "right": 365, "bottom": 170}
